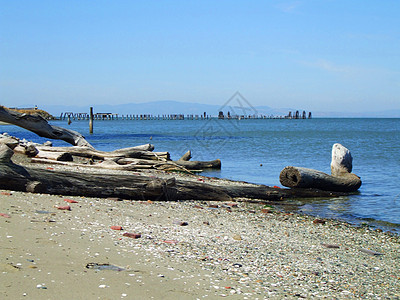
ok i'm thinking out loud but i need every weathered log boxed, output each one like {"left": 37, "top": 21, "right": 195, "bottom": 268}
{"left": 13, "top": 142, "right": 40, "bottom": 157}
{"left": 13, "top": 145, "right": 39, "bottom": 157}
{"left": 0, "top": 145, "right": 13, "bottom": 162}
{"left": 31, "top": 158, "right": 155, "bottom": 170}
{"left": 174, "top": 159, "right": 221, "bottom": 170}
{"left": 116, "top": 158, "right": 159, "bottom": 166}
{"left": 0, "top": 136, "right": 19, "bottom": 149}
{"left": 112, "top": 144, "right": 155, "bottom": 152}
{"left": 35, "top": 150, "right": 73, "bottom": 161}
{"left": 0, "top": 106, "right": 93, "bottom": 148}
{"left": 279, "top": 167, "right": 361, "bottom": 192}
{"left": 117, "top": 157, "right": 221, "bottom": 170}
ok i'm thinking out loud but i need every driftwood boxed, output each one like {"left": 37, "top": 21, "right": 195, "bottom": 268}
{"left": 31, "top": 158, "right": 155, "bottom": 170}
{"left": 31, "top": 157, "right": 214, "bottom": 174}
{"left": 35, "top": 145, "right": 169, "bottom": 160}
{"left": 0, "top": 136, "right": 19, "bottom": 149}
{"left": 179, "top": 150, "right": 192, "bottom": 161}
{"left": 174, "top": 159, "right": 221, "bottom": 170}
{"left": 0, "top": 144, "right": 344, "bottom": 201}
{"left": 0, "top": 145, "right": 226, "bottom": 200}
{"left": 279, "top": 166, "right": 361, "bottom": 192}
{"left": 29, "top": 144, "right": 219, "bottom": 171}
{"left": 35, "top": 150, "right": 73, "bottom": 162}
{"left": 279, "top": 144, "right": 362, "bottom": 192}
{"left": 0, "top": 106, "right": 93, "bottom": 148}
{"left": 331, "top": 143, "right": 353, "bottom": 176}
{"left": 116, "top": 157, "right": 221, "bottom": 170}
{"left": 14, "top": 145, "right": 38, "bottom": 157}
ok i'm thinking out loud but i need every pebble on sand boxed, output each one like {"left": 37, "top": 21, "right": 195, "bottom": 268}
{"left": 122, "top": 232, "right": 141, "bottom": 239}
{"left": 64, "top": 199, "right": 78, "bottom": 203}
{"left": 111, "top": 226, "right": 123, "bottom": 230}
{"left": 56, "top": 206, "right": 71, "bottom": 211}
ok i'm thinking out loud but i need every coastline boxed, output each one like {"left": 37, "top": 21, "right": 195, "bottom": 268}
{"left": 1, "top": 190, "right": 399, "bottom": 299}
{"left": 3, "top": 118, "right": 400, "bottom": 232}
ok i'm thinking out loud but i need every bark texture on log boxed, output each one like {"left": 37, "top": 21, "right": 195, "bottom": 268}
{"left": 0, "top": 106, "right": 93, "bottom": 148}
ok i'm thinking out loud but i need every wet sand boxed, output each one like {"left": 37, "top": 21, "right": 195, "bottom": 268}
{"left": 1, "top": 190, "right": 399, "bottom": 299}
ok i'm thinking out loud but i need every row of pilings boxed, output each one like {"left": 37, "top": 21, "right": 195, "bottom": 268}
{"left": 60, "top": 113, "right": 212, "bottom": 121}
{"left": 59, "top": 111, "right": 312, "bottom": 121}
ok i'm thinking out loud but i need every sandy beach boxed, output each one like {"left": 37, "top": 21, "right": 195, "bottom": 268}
{"left": 1, "top": 188, "right": 399, "bottom": 299}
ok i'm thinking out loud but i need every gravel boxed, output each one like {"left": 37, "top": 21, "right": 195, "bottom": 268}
{"left": 2, "top": 190, "right": 398, "bottom": 299}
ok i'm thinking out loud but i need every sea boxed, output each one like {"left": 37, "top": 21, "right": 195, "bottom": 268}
{"left": 3, "top": 118, "right": 400, "bottom": 233}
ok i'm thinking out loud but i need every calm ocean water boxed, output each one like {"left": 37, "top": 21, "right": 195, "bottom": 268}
{"left": 3, "top": 118, "right": 400, "bottom": 233}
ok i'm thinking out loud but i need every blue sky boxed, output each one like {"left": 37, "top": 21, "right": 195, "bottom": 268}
{"left": 1, "top": 0, "right": 399, "bottom": 114}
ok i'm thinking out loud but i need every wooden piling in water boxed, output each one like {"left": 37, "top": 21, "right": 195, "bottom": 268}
{"left": 89, "top": 107, "right": 94, "bottom": 134}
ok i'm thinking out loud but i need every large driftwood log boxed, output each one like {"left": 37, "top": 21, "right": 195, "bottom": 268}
{"left": 0, "top": 106, "right": 93, "bottom": 148}
{"left": 279, "top": 144, "right": 362, "bottom": 192}
{"left": 1, "top": 145, "right": 344, "bottom": 201}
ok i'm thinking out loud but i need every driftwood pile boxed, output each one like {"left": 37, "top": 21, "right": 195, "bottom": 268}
{"left": 0, "top": 106, "right": 361, "bottom": 201}
{"left": 16, "top": 143, "right": 221, "bottom": 173}
{"left": 0, "top": 141, "right": 347, "bottom": 201}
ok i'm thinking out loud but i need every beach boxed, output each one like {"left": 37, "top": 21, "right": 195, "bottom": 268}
{"left": 1, "top": 189, "right": 399, "bottom": 299}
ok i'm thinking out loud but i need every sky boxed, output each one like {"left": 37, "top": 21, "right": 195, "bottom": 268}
{"left": 1, "top": 0, "right": 399, "bottom": 114}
